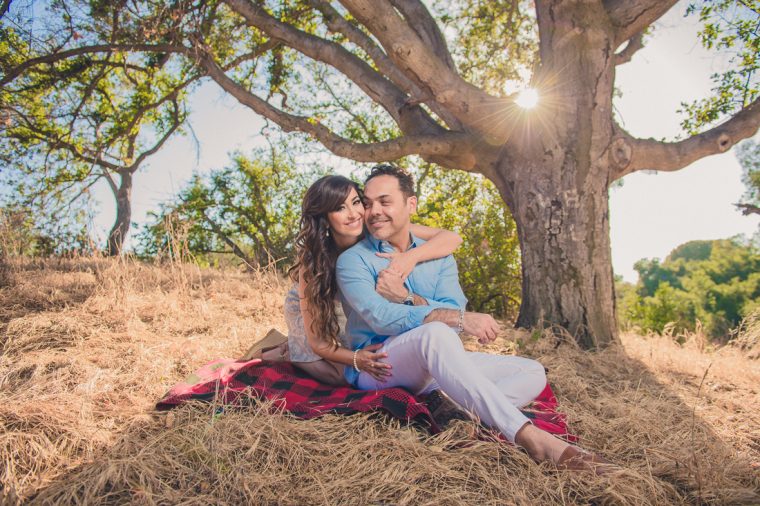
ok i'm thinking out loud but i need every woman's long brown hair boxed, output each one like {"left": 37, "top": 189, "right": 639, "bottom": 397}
{"left": 289, "top": 175, "right": 362, "bottom": 348}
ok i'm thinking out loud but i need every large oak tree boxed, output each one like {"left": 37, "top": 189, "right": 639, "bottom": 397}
{"left": 3, "top": 0, "right": 759, "bottom": 346}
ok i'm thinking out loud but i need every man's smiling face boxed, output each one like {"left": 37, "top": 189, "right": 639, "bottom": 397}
{"left": 363, "top": 174, "right": 417, "bottom": 246}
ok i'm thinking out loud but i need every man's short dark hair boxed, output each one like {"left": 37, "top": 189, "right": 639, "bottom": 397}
{"left": 364, "top": 165, "right": 416, "bottom": 199}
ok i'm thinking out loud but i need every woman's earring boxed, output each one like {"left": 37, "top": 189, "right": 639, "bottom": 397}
{"left": 325, "top": 228, "right": 330, "bottom": 237}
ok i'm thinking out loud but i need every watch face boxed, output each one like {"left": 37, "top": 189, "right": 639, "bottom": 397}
{"left": 403, "top": 300, "right": 414, "bottom": 305}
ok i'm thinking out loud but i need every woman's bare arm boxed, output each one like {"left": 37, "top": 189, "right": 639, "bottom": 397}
{"left": 377, "top": 224, "right": 462, "bottom": 279}
{"left": 298, "top": 271, "right": 390, "bottom": 380}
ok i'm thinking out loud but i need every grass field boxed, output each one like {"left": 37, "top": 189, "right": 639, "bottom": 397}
{"left": 0, "top": 256, "right": 758, "bottom": 505}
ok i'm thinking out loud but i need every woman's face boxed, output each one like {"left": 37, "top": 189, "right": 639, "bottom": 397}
{"left": 326, "top": 187, "right": 364, "bottom": 246}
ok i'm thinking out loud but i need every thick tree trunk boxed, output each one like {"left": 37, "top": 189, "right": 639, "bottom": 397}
{"left": 107, "top": 172, "right": 132, "bottom": 256}
{"left": 487, "top": 0, "right": 620, "bottom": 348}
{"left": 496, "top": 159, "right": 617, "bottom": 348}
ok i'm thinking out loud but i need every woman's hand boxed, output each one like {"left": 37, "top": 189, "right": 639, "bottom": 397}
{"left": 376, "top": 250, "right": 418, "bottom": 280}
{"left": 355, "top": 343, "right": 392, "bottom": 382}
{"left": 375, "top": 269, "right": 409, "bottom": 303}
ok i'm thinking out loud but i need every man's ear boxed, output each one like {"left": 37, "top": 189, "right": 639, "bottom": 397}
{"left": 407, "top": 195, "right": 418, "bottom": 214}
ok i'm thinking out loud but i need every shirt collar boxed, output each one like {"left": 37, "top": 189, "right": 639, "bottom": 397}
{"left": 366, "top": 231, "right": 420, "bottom": 253}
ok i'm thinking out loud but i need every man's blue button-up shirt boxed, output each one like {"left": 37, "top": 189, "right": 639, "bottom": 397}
{"left": 336, "top": 232, "right": 467, "bottom": 386}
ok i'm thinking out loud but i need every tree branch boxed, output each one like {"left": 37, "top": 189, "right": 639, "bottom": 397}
{"left": 316, "top": 70, "right": 380, "bottom": 142}
{"left": 389, "top": 0, "right": 457, "bottom": 73}
{"left": 99, "top": 165, "right": 118, "bottom": 195}
{"left": 0, "top": 0, "right": 11, "bottom": 20}
{"left": 604, "top": 0, "right": 677, "bottom": 45}
{"left": 199, "top": 211, "right": 257, "bottom": 268}
{"left": 128, "top": 97, "right": 184, "bottom": 172}
{"left": 735, "top": 203, "right": 760, "bottom": 216}
{"left": 63, "top": 174, "right": 104, "bottom": 210}
{"left": 0, "top": 43, "right": 187, "bottom": 87}
{"left": 339, "top": 0, "right": 508, "bottom": 139}
{"left": 614, "top": 30, "right": 645, "bottom": 65}
{"left": 196, "top": 50, "right": 474, "bottom": 162}
{"left": 612, "top": 98, "right": 760, "bottom": 179}
{"left": 222, "top": 0, "right": 409, "bottom": 123}
{"left": 8, "top": 107, "right": 123, "bottom": 172}
{"left": 66, "top": 64, "right": 110, "bottom": 132}
{"left": 310, "top": 0, "right": 462, "bottom": 130}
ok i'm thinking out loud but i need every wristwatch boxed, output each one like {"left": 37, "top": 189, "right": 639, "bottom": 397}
{"left": 402, "top": 291, "right": 414, "bottom": 305}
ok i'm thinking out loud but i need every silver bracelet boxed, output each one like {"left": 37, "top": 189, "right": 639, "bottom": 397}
{"left": 457, "top": 309, "right": 465, "bottom": 334}
{"left": 353, "top": 349, "right": 360, "bottom": 372}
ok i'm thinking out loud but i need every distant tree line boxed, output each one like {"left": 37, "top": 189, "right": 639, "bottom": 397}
{"left": 617, "top": 238, "right": 760, "bottom": 340}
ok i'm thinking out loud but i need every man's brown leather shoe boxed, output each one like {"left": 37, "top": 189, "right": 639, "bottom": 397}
{"left": 425, "top": 390, "right": 472, "bottom": 429}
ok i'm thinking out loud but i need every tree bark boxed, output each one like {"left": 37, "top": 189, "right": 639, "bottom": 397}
{"left": 487, "top": 0, "right": 620, "bottom": 347}
{"left": 107, "top": 172, "right": 132, "bottom": 256}
{"left": 496, "top": 161, "right": 617, "bottom": 348}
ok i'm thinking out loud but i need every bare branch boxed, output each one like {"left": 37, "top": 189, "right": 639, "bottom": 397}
{"left": 222, "top": 0, "right": 409, "bottom": 123}
{"left": 339, "top": 0, "right": 507, "bottom": 138}
{"left": 604, "top": 0, "right": 677, "bottom": 45}
{"left": 389, "top": 0, "right": 457, "bottom": 73}
{"left": 200, "top": 211, "right": 257, "bottom": 268}
{"left": 63, "top": 174, "right": 104, "bottom": 209}
{"left": 612, "top": 98, "right": 760, "bottom": 179}
{"left": 614, "top": 30, "right": 645, "bottom": 65}
{"left": 0, "top": 0, "right": 11, "bottom": 20}
{"left": 735, "top": 203, "right": 760, "bottom": 216}
{"left": 0, "top": 43, "right": 187, "bottom": 87}
{"left": 128, "top": 98, "right": 183, "bottom": 172}
{"left": 196, "top": 50, "right": 473, "bottom": 162}
{"left": 309, "top": 0, "right": 461, "bottom": 130}
{"left": 100, "top": 165, "right": 118, "bottom": 195}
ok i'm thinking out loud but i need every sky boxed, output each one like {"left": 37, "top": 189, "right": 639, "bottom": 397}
{"left": 81, "top": 2, "right": 759, "bottom": 282}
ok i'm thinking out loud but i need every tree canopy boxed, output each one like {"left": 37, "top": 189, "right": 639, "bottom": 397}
{"left": 1, "top": 2, "right": 194, "bottom": 254}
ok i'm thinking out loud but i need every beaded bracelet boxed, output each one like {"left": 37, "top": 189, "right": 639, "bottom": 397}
{"left": 457, "top": 309, "right": 465, "bottom": 334}
{"left": 353, "top": 349, "right": 360, "bottom": 372}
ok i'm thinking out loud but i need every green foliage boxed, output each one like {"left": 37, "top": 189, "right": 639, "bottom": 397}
{"left": 412, "top": 165, "right": 521, "bottom": 318}
{"left": 0, "top": 204, "right": 93, "bottom": 257}
{"left": 136, "top": 148, "right": 318, "bottom": 270}
{"left": 433, "top": 0, "right": 537, "bottom": 95}
{"left": 682, "top": 1, "right": 759, "bottom": 133}
{"left": 667, "top": 239, "right": 714, "bottom": 262}
{"left": 619, "top": 238, "right": 760, "bottom": 339}
{"left": 0, "top": 1, "right": 198, "bottom": 252}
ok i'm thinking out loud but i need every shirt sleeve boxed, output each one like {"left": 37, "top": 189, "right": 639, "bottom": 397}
{"left": 431, "top": 255, "right": 468, "bottom": 309}
{"left": 336, "top": 249, "right": 439, "bottom": 336}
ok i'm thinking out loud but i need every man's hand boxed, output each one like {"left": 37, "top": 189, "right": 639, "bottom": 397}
{"left": 463, "top": 312, "right": 501, "bottom": 344}
{"left": 376, "top": 268, "right": 409, "bottom": 303}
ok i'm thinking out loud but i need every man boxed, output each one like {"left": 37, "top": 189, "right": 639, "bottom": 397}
{"left": 336, "top": 165, "right": 609, "bottom": 472}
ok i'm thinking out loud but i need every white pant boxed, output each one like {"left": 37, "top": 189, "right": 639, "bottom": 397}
{"left": 356, "top": 322, "right": 547, "bottom": 442}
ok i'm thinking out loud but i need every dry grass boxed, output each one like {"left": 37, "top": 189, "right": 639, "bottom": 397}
{"left": 0, "top": 257, "right": 758, "bottom": 505}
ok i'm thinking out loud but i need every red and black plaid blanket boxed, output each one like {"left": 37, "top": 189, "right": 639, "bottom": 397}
{"left": 157, "top": 358, "right": 575, "bottom": 441}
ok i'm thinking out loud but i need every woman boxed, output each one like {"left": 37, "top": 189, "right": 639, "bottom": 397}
{"left": 284, "top": 174, "right": 462, "bottom": 386}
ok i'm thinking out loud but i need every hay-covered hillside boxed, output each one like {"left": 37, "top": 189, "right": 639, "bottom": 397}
{"left": 1, "top": 257, "right": 758, "bottom": 505}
